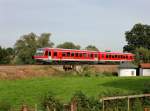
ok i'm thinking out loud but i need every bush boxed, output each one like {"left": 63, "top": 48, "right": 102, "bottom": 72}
{"left": 72, "top": 91, "right": 102, "bottom": 111}
{"left": 143, "top": 82, "right": 150, "bottom": 93}
{"left": 130, "top": 98, "right": 143, "bottom": 111}
{"left": 41, "top": 92, "right": 63, "bottom": 111}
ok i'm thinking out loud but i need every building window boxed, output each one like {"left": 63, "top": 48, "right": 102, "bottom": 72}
{"left": 131, "top": 71, "right": 134, "bottom": 76}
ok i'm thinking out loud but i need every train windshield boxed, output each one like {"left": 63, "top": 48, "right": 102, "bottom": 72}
{"left": 35, "top": 49, "right": 44, "bottom": 56}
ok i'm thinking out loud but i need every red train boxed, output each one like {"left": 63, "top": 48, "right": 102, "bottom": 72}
{"left": 33, "top": 48, "right": 134, "bottom": 64}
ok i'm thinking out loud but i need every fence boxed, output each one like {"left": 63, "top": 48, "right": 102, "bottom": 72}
{"left": 100, "top": 94, "right": 150, "bottom": 111}
{"left": 4, "top": 94, "right": 150, "bottom": 111}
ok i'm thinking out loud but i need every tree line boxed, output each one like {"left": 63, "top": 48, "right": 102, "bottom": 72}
{"left": 0, "top": 23, "right": 150, "bottom": 64}
{"left": 0, "top": 33, "right": 99, "bottom": 64}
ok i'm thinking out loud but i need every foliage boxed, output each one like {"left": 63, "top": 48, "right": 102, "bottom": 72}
{"left": 14, "top": 32, "right": 54, "bottom": 64}
{"left": 124, "top": 23, "right": 150, "bottom": 52}
{"left": 57, "top": 42, "right": 80, "bottom": 49}
{"left": 135, "top": 47, "right": 150, "bottom": 63}
{"left": 104, "top": 99, "right": 128, "bottom": 111}
{"left": 130, "top": 98, "right": 143, "bottom": 111}
{"left": 85, "top": 45, "right": 99, "bottom": 51}
{"left": 73, "top": 91, "right": 101, "bottom": 111}
{"left": 0, "top": 46, "right": 14, "bottom": 64}
{"left": 143, "top": 82, "right": 150, "bottom": 93}
{"left": 41, "top": 92, "right": 63, "bottom": 111}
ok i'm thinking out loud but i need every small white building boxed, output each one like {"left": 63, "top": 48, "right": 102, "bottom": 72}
{"left": 118, "top": 62, "right": 137, "bottom": 77}
{"left": 139, "top": 63, "right": 150, "bottom": 76}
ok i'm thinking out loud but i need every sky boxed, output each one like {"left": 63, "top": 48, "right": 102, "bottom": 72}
{"left": 0, "top": 0, "right": 150, "bottom": 51}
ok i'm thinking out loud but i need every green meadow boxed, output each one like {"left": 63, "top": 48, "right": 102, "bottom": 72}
{"left": 0, "top": 76, "right": 150, "bottom": 108}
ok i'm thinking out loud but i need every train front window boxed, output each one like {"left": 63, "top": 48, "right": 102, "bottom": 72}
{"left": 35, "top": 49, "right": 44, "bottom": 56}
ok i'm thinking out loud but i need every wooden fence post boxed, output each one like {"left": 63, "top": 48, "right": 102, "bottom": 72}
{"left": 71, "top": 98, "right": 77, "bottom": 111}
{"left": 102, "top": 99, "right": 104, "bottom": 111}
{"left": 127, "top": 97, "right": 130, "bottom": 111}
{"left": 34, "top": 104, "right": 37, "bottom": 111}
{"left": 21, "top": 105, "right": 28, "bottom": 111}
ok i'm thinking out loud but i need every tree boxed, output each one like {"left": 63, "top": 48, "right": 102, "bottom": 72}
{"left": 85, "top": 45, "right": 99, "bottom": 51}
{"left": 135, "top": 47, "right": 150, "bottom": 63}
{"left": 14, "top": 32, "right": 54, "bottom": 64}
{"left": 0, "top": 46, "right": 14, "bottom": 64}
{"left": 56, "top": 42, "right": 80, "bottom": 49}
{"left": 123, "top": 23, "right": 150, "bottom": 52}
{"left": 37, "top": 33, "right": 54, "bottom": 48}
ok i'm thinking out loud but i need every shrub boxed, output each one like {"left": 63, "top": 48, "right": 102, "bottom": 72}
{"left": 143, "top": 82, "right": 150, "bottom": 93}
{"left": 41, "top": 92, "right": 63, "bottom": 111}
{"left": 130, "top": 98, "right": 143, "bottom": 111}
{"left": 72, "top": 91, "right": 102, "bottom": 111}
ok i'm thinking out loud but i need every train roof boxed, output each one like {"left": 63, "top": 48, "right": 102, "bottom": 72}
{"left": 39, "top": 47, "right": 98, "bottom": 52}
{"left": 38, "top": 47, "right": 133, "bottom": 54}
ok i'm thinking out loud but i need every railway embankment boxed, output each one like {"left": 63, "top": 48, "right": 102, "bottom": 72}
{"left": 0, "top": 65, "right": 118, "bottom": 79}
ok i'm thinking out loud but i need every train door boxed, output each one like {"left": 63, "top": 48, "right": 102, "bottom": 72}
{"left": 94, "top": 53, "right": 98, "bottom": 63}
{"left": 48, "top": 50, "right": 52, "bottom": 60}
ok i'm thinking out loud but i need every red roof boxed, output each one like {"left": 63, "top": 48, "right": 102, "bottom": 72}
{"left": 140, "top": 63, "right": 150, "bottom": 68}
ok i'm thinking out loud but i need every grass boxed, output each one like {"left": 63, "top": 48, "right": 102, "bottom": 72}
{"left": 0, "top": 76, "right": 150, "bottom": 108}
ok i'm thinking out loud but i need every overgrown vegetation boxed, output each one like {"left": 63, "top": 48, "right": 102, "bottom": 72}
{"left": 41, "top": 92, "right": 63, "bottom": 111}
{"left": 72, "top": 91, "right": 102, "bottom": 111}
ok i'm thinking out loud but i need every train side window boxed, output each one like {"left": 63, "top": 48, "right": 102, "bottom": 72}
{"left": 95, "top": 54, "right": 98, "bottom": 57}
{"left": 79, "top": 53, "right": 82, "bottom": 57}
{"left": 119, "top": 55, "right": 121, "bottom": 58}
{"left": 112, "top": 55, "right": 114, "bottom": 58}
{"left": 121, "top": 55, "right": 123, "bottom": 59}
{"left": 49, "top": 51, "right": 51, "bottom": 56}
{"left": 106, "top": 54, "right": 109, "bottom": 58}
{"left": 45, "top": 51, "right": 48, "bottom": 56}
{"left": 71, "top": 53, "right": 74, "bottom": 57}
{"left": 83, "top": 53, "right": 87, "bottom": 57}
{"left": 62, "top": 52, "right": 66, "bottom": 57}
{"left": 102, "top": 54, "right": 104, "bottom": 58}
{"left": 54, "top": 52, "right": 57, "bottom": 56}
{"left": 115, "top": 55, "right": 117, "bottom": 58}
{"left": 67, "top": 52, "right": 70, "bottom": 56}
{"left": 75, "top": 53, "right": 78, "bottom": 57}
{"left": 109, "top": 55, "right": 111, "bottom": 58}
{"left": 90, "top": 54, "right": 93, "bottom": 58}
